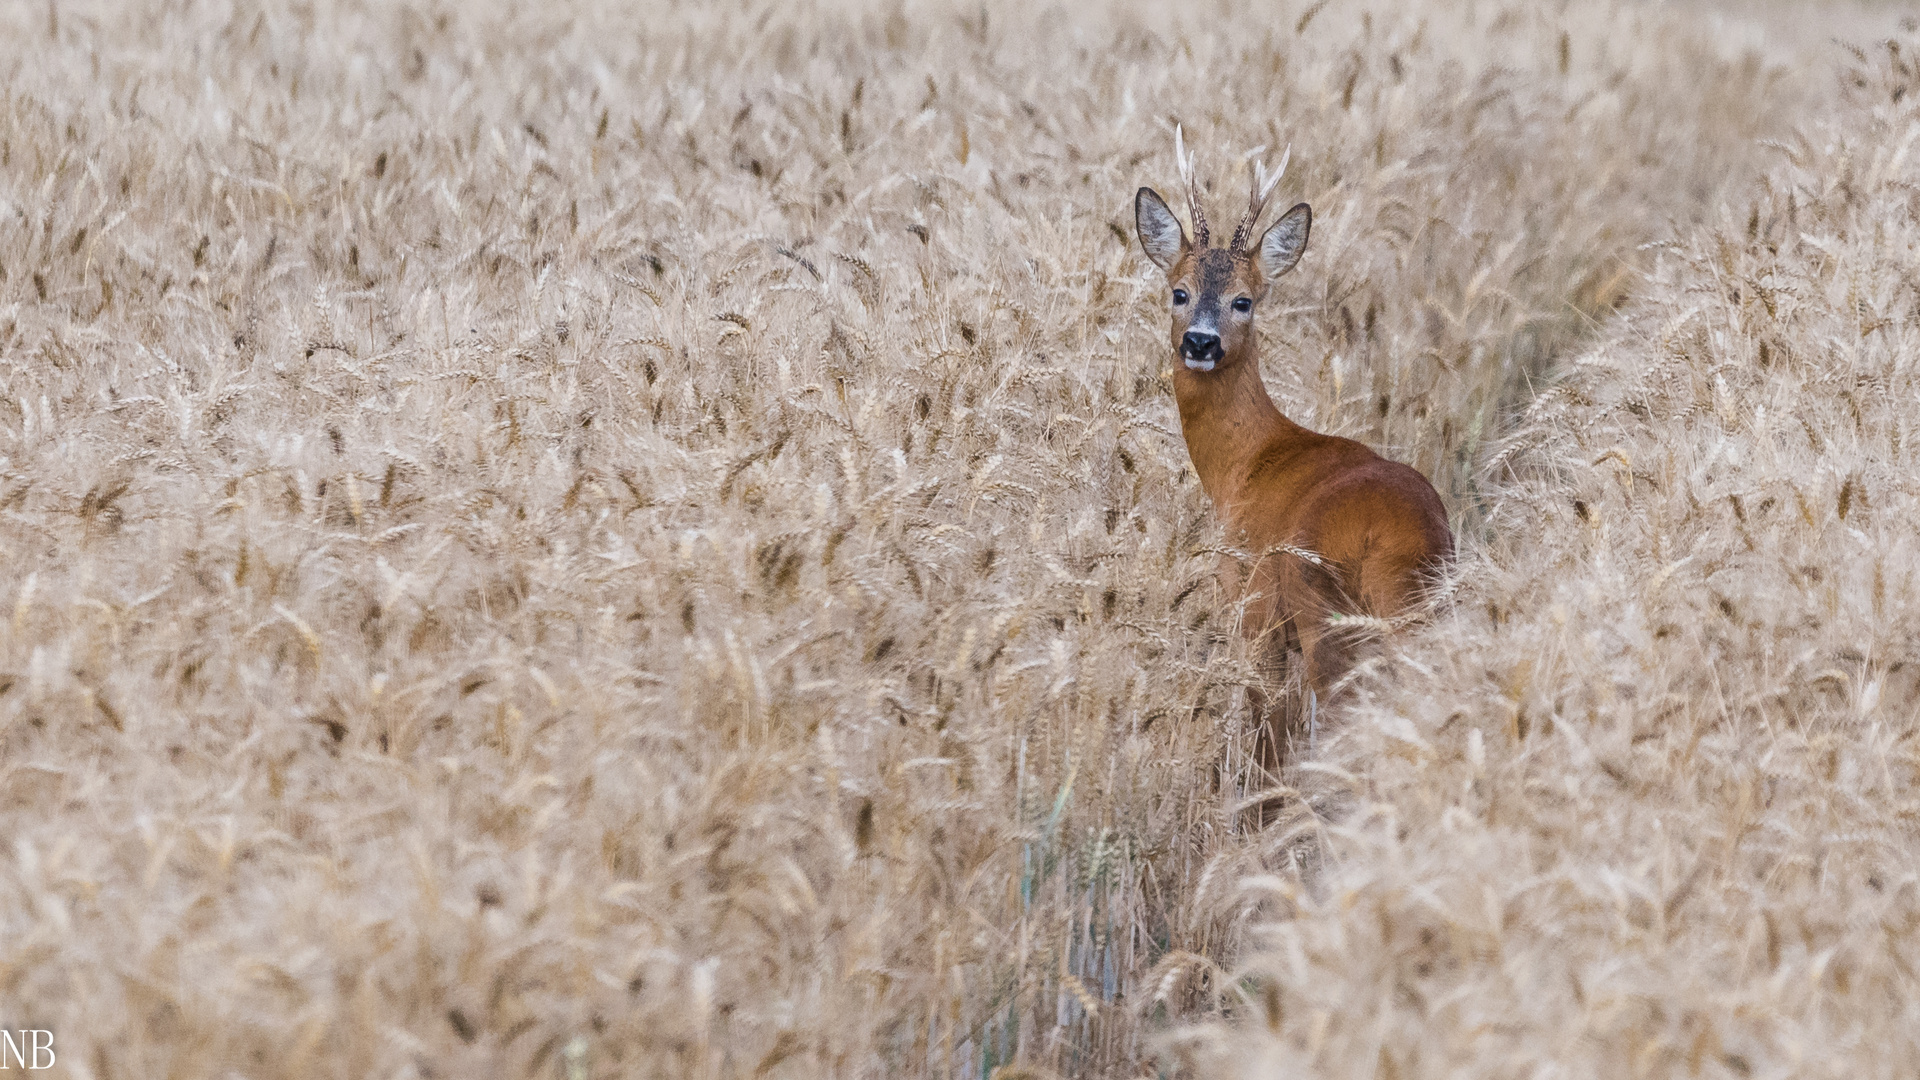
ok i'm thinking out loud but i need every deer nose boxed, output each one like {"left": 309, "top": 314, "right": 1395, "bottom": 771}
{"left": 1181, "top": 330, "right": 1223, "bottom": 363}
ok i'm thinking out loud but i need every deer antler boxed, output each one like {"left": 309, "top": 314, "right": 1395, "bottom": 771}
{"left": 1174, "top": 125, "right": 1210, "bottom": 249}
{"left": 1230, "top": 143, "right": 1291, "bottom": 253}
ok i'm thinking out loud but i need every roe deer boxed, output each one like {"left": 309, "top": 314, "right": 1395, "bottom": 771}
{"left": 1135, "top": 129, "right": 1452, "bottom": 770}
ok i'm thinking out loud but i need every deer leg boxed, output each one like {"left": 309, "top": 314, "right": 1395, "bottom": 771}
{"left": 1247, "top": 618, "right": 1309, "bottom": 771}
{"left": 1243, "top": 679, "right": 1287, "bottom": 828}
{"left": 1297, "top": 620, "right": 1354, "bottom": 711}
{"left": 1234, "top": 623, "right": 1313, "bottom": 830}
{"left": 1246, "top": 681, "right": 1287, "bottom": 774}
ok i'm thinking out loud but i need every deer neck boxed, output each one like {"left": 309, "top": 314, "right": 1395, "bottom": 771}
{"left": 1172, "top": 352, "right": 1306, "bottom": 515}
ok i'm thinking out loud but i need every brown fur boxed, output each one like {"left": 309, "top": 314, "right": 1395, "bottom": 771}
{"left": 1139, "top": 184, "right": 1453, "bottom": 770}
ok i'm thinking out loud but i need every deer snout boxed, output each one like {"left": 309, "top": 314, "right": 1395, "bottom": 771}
{"left": 1180, "top": 329, "right": 1223, "bottom": 370}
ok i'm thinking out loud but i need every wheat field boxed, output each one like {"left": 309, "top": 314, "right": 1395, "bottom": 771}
{"left": 0, "top": 1, "right": 1914, "bottom": 1077}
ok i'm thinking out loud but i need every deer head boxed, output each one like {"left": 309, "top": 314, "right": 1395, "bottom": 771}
{"left": 1136, "top": 127, "right": 1311, "bottom": 373}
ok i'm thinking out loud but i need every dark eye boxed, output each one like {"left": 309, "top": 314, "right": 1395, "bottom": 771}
{"left": 1171, "top": 289, "right": 1189, "bottom": 305}
{"left": 1232, "top": 297, "right": 1253, "bottom": 313}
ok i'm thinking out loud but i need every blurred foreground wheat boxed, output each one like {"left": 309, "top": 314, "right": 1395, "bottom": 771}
{"left": 0, "top": 1, "right": 1905, "bottom": 1077}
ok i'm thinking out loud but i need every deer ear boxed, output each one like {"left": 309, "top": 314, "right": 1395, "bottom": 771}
{"left": 1257, "top": 202, "right": 1312, "bottom": 281}
{"left": 1135, "top": 188, "right": 1187, "bottom": 271}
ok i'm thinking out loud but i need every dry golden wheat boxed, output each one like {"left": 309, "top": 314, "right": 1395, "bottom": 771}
{"left": 0, "top": 1, "right": 1906, "bottom": 1078}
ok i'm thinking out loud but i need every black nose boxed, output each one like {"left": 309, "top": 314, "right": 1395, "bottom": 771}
{"left": 1181, "top": 330, "right": 1223, "bottom": 362}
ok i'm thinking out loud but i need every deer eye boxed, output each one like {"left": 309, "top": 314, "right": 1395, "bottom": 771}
{"left": 1232, "top": 297, "right": 1253, "bottom": 313}
{"left": 1171, "top": 289, "right": 1189, "bottom": 306}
